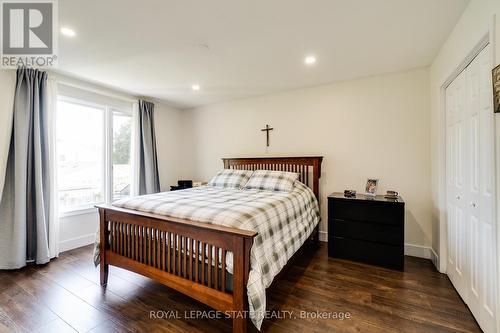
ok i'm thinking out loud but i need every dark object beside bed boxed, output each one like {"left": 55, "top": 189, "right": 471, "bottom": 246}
{"left": 170, "top": 179, "right": 193, "bottom": 191}
{"left": 328, "top": 192, "right": 404, "bottom": 270}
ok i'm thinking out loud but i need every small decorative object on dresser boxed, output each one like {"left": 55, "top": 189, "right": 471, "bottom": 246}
{"left": 344, "top": 189, "right": 356, "bottom": 197}
{"left": 328, "top": 192, "right": 405, "bottom": 270}
{"left": 365, "top": 178, "right": 378, "bottom": 196}
{"left": 493, "top": 63, "right": 500, "bottom": 113}
{"left": 385, "top": 190, "right": 399, "bottom": 199}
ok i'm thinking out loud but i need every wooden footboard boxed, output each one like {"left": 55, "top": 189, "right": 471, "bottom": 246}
{"left": 97, "top": 205, "right": 257, "bottom": 333}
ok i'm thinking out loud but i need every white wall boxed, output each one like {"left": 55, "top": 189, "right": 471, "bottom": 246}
{"left": 430, "top": 0, "right": 500, "bottom": 271}
{"left": 181, "top": 68, "right": 433, "bottom": 254}
{"left": 155, "top": 102, "right": 184, "bottom": 191}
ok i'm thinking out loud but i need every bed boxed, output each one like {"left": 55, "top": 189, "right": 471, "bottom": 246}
{"left": 96, "top": 156, "right": 323, "bottom": 332}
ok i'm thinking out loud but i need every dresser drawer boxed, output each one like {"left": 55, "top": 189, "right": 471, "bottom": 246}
{"left": 329, "top": 199, "right": 403, "bottom": 226}
{"left": 328, "top": 236, "right": 404, "bottom": 270}
{"left": 330, "top": 219, "right": 402, "bottom": 245}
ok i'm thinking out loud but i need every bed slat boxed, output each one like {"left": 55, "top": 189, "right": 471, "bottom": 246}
{"left": 201, "top": 241, "right": 205, "bottom": 286}
{"left": 215, "top": 246, "right": 219, "bottom": 290}
{"left": 208, "top": 244, "right": 212, "bottom": 288}
{"left": 193, "top": 240, "right": 200, "bottom": 282}
{"left": 221, "top": 250, "right": 226, "bottom": 292}
{"left": 183, "top": 236, "right": 187, "bottom": 278}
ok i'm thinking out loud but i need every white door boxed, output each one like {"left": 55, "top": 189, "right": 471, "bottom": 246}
{"left": 446, "top": 67, "right": 468, "bottom": 300}
{"left": 446, "top": 44, "right": 497, "bottom": 333}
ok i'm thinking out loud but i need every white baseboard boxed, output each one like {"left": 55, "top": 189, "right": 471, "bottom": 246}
{"left": 405, "top": 244, "right": 440, "bottom": 270}
{"left": 59, "top": 233, "right": 95, "bottom": 253}
{"left": 404, "top": 243, "right": 434, "bottom": 260}
{"left": 430, "top": 248, "right": 439, "bottom": 269}
{"left": 319, "top": 233, "right": 437, "bottom": 262}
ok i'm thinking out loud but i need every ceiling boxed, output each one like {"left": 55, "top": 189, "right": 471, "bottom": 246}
{"left": 58, "top": 0, "right": 469, "bottom": 109}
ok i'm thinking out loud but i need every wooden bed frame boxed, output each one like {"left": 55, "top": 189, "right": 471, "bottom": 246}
{"left": 97, "top": 156, "right": 323, "bottom": 333}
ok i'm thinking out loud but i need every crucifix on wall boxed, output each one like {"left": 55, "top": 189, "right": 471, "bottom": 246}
{"left": 261, "top": 124, "right": 274, "bottom": 147}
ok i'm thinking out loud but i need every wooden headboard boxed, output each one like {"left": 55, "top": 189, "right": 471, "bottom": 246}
{"left": 222, "top": 156, "right": 323, "bottom": 199}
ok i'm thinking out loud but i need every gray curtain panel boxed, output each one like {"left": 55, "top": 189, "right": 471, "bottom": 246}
{"left": 138, "top": 100, "right": 161, "bottom": 194}
{"left": 0, "top": 68, "right": 51, "bottom": 269}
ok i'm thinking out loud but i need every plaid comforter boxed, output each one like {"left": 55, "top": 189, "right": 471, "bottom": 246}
{"left": 94, "top": 181, "right": 320, "bottom": 330}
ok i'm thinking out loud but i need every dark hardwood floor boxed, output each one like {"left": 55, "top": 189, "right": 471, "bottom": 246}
{"left": 0, "top": 243, "right": 480, "bottom": 333}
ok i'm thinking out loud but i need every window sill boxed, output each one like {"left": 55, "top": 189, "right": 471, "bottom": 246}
{"left": 59, "top": 207, "right": 98, "bottom": 218}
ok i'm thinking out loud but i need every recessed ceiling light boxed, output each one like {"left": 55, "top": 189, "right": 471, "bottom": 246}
{"left": 61, "top": 27, "right": 76, "bottom": 37}
{"left": 304, "top": 55, "right": 316, "bottom": 65}
{"left": 192, "top": 84, "right": 200, "bottom": 91}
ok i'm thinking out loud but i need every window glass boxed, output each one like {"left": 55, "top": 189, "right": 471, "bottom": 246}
{"left": 112, "top": 111, "right": 132, "bottom": 200}
{"left": 57, "top": 100, "right": 105, "bottom": 212}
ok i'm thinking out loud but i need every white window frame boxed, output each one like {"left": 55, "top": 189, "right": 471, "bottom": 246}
{"left": 109, "top": 107, "right": 135, "bottom": 202}
{"left": 56, "top": 95, "right": 135, "bottom": 217}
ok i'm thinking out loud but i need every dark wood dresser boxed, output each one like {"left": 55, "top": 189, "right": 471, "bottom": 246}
{"left": 328, "top": 192, "right": 405, "bottom": 270}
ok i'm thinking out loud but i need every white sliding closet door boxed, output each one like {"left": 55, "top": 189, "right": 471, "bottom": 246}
{"left": 446, "top": 68, "right": 468, "bottom": 299}
{"left": 446, "top": 44, "right": 497, "bottom": 333}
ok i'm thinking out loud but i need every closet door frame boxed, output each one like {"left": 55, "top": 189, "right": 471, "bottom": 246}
{"left": 439, "top": 28, "right": 498, "bottom": 332}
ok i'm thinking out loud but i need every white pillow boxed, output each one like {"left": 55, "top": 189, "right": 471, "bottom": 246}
{"left": 244, "top": 170, "right": 299, "bottom": 192}
{"left": 207, "top": 169, "right": 254, "bottom": 189}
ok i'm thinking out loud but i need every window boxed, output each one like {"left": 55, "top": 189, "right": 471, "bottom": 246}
{"left": 56, "top": 94, "right": 135, "bottom": 214}
{"left": 112, "top": 110, "right": 133, "bottom": 201}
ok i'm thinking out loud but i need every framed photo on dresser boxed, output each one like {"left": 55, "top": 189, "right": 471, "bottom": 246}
{"left": 365, "top": 178, "right": 378, "bottom": 196}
